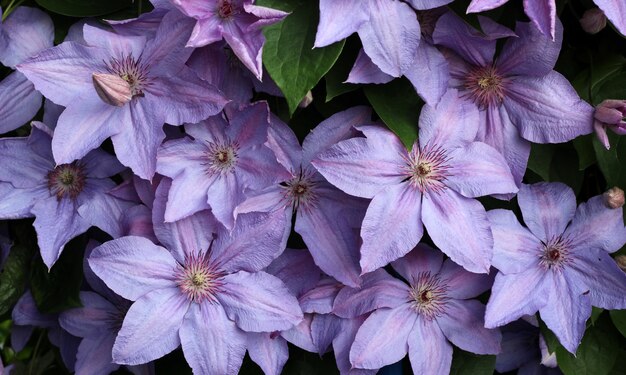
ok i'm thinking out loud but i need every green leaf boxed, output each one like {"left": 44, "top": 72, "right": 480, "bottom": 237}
{"left": 0, "top": 243, "right": 33, "bottom": 316}
{"left": 449, "top": 348, "right": 496, "bottom": 375}
{"left": 527, "top": 143, "right": 555, "bottom": 181}
{"left": 364, "top": 78, "right": 421, "bottom": 148}
{"left": 30, "top": 237, "right": 85, "bottom": 314}
{"left": 324, "top": 37, "right": 361, "bottom": 102}
{"left": 573, "top": 135, "right": 596, "bottom": 170}
{"left": 35, "top": 0, "right": 133, "bottom": 17}
{"left": 609, "top": 310, "right": 626, "bottom": 338}
{"left": 593, "top": 133, "right": 626, "bottom": 189}
{"left": 262, "top": 0, "right": 345, "bottom": 116}
{"left": 527, "top": 143, "right": 584, "bottom": 193}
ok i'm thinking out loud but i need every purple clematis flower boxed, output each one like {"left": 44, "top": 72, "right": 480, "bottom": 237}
{"left": 88, "top": 178, "right": 302, "bottom": 373}
{"left": 156, "top": 102, "right": 290, "bottom": 228}
{"left": 17, "top": 10, "right": 227, "bottom": 179}
{"left": 169, "top": 0, "right": 287, "bottom": 80}
{"left": 334, "top": 244, "right": 500, "bottom": 374}
{"left": 313, "top": 90, "right": 517, "bottom": 273}
{"left": 484, "top": 182, "right": 626, "bottom": 353}
{"left": 0, "top": 122, "right": 130, "bottom": 268}
{"left": 236, "top": 107, "right": 371, "bottom": 287}
{"left": 0, "top": 6, "right": 53, "bottom": 134}
{"left": 433, "top": 13, "right": 593, "bottom": 189}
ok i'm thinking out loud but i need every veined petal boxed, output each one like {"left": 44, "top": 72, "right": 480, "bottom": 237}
{"left": 187, "top": 16, "right": 224, "bottom": 47}
{"left": 437, "top": 299, "right": 501, "bottom": 354}
{"left": 346, "top": 49, "right": 394, "bottom": 84}
{"left": 0, "top": 72, "right": 42, "bottom": 134}
{"left": 565, "top": 195, "right": 626, "bottom": 254}
{"left": 0, "top": 184, "right": 43, "bottom": 219}
{"left": 488, "top": 209, "right": 542, "bottom": 274}
{"left": 74, "top": 334, "right": 119, "bottom": 375}
{"left": 408, "top": 316, "right": 453, "bottom": 375}
{"left": 83, "top": 25, "right": 146, "bottom": 60}
{"left": 223, "top": 17, "right": 264, "bottom": 79}
{"left": 594, "top": 0, "right": 626, "bottom": 36}
{"left": 314, "top": 0, "right": 368, "bottom": 48}
{"left": 439, "top": 259, "right": 494, "bottom": 299}
{"left": 390, "top": 243, "right": 443, "bottom": 286}
{"left": 404, "top": 41, "right": 450, "bottom": 106}
{"left": 78, "top": 183, "right": 131, "bottom": 238}
{"left": 405, "top": 0, "right": 454, "bottom": 10}
{"left": 246, "top": 333, "right": 288, "bottom": 375}
{"left": 518, "top": 182, "right": 576, "bottom": 243}
{"left": 523, "top": 0, "right": 557, "bottom": 39}
{"left": 141, "top": 9, "right": 196, "bottom": 74}
{"left": 569, "top": 248, "right": 626, "bottom": 310}
{"left": 432, "top": 12, "right": 496, "bottom": 67}
{"left": 0, "top": 138, "right": 50, "bottom": 188}
{"left": 311, "top": 314, "right": 343, "bottom": 354}
{"left": 59, "top": 291, "right": 118, "bottom": 338}
{"left": 281, "top": 314, "right": 316, "bottom": 352}
{"left": 467, "top": 0, "right": 510, "bottom": 14}
{"left": 0, "top": 6, "right": 53, "bottom": 68}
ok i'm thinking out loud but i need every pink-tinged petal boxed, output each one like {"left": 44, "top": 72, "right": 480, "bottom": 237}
{"left": 156, "top": 136, "right": 208, "bottom": 179}
{"left": 113, "top": 287, "right": 188, "bottom": 364}
{"left": 503, "top": 72, "right": 594, "bottom": 144}
{"left": 217, "top": 271, "right": 303, "bottom": 332}
{"left": 16, "top": 42, "right": 106, "bottom": 106}
{"left": 205, "top": 173, "right": 242, "bottom": 229}
{"left": 477, "top": 105, "right": 530, "bottom": 188}
{"left": 360, "top": 183, "right": 424, "bottom": 274}
{"left": 141, "top": 10, "right": 196, "bottom": 74}
{"left": 594, "top": 0, "right": 626, "bottom": 36}
{"left": 0, "top": 185, "right": 43, "bottom": 219}
{"left": 350, "top": 305, "right": 417, "bottom": 369}
{"left": 187, "top": 16, "right": 224, "bottom": 47}
{"left": 315, "top": 0, "right": 368, "bottom": 48}
{"left": 266, "top": 249, "right": 321, "bottom": 298}
{"left": 225, "top": 101, "right": 270, "bottom": 146}
{"left": 180, "top": 302, "right": 246, "bottom": 375}
{"left": 523, "top": 0, "right": 556, "bottom": 39}
{"left": 312, "top": 130, "right": 407, "bottom": 199}
{"left": 437, "top": 299, "right": 501, "bottom": 354}
{"left": 299, "top": 278, "right": 342, "bottom": 314}
{"left": 569, "top": 248, "right": 626, "bottom": 310}
{"left": 333, "top": 269, "right": 410, "bottom": 318}
{"left": 0, "top": 139, "right": 50, "bottom": 188}
{"left": 446, "top": 142, "right": 518, "bottom": 198}
{"left": 59, "top": 291, "right": 117, "bottom": 338}
{"left": 488, "top": 209, "right": 542, "bottom": 274}
{"left": 244, "top": 3, "right": 288, "bottom": 26}
{"left": 439, "top": 259, "right": 494, "bottom": 299}
{"left": 88, "top": 236, "right": 178, "bottom": 301}
{"left": 357, "top": 0, "right": 421, "bottom": 77}
{"left": 303, "top": 106, "right": 372, "bottom": 166}
{"left": 0, "top": 72, "right": 42, "bottom": 134}
{"left": 170, "top": 0, "right": 213, "bottom": 17}
{"left": 223, "top": 19, "right": 264, "bottom": 79}
{"left": 281, "top": 314, "right": 316, "bottom": 352}
{"left": 391, "top": 243, "right": 443, "bottom": 285}
{"left": 418, "top": 89, "right": 480, "bottom": 149}
{"left": 311, "top": 314, "right": 342, "bottom": 354}
{"left": 145, "top": 68, "right": 227, "bottom": 126}
{"left": 0, "top": 7, "right": 53, "bottom": 67}
{"left": 565, "top": 195, "right": 626, "bottom": 254}
{"left": 518, "top": 182, "right": 575, "bottom": 242}
{"left": 422, "top": 189, "right": 492, "bottom": 273}
{"left": 246, "top": 333, "right": 288, "bottom": 375}
{"left": 211, "top": 211, "right": 288, "bottom": 273}
{"left": 75, "top": 334, "right": 119, "bottom": 375}
{"left": 484, "top": 269, "right": 549, "bottom": 328}
{"left": 346, "top": 49, "right": 394, "bottom": 84}
{"left": 404, "top": 41, "right": 450, "bottom": 106}
{"left": 539, "top": 271, "right": 591, "bottom": 354}
{"left": 432, "top": 12, "right": 496, "bottom": 66}
{"left": 408, "top": 316, "right": 453, "bottom": 374}
{"left": 52, "top": 95, "right": 124, "bottom": 166}
{"left": 82, "top": 25, "right": 146, "bottom": 59}
{"left": 467, "top": 0, "right": 510, "bottom": 13}
{"left": 32, "top": 197, "right": 90, "bottom": 269}
{"left": 497, "top": 21, "right": 562, "bottom": 77}
{"left": 111, "top": 99, "right": 165, "bottom": 180}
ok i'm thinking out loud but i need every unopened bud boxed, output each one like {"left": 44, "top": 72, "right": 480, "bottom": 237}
{"left": 593, "top": 100, "right": 626, "bottom": 149}
{"left": 615, "top": 255, "right": 626, "bottom": 272}
{"left": 580, "top": 8, "right": 607, "bottom": 34}
{"left": 604, "top": 187, "right": 625, "bottom": 209}
{"left": 298, "top": 90, "right": 313, "bottom": 108}
{"left": 92, "top": 73, "right": 132, "bottom": 107}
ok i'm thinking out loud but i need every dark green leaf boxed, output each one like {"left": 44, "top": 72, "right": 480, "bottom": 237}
{"left": 0, "top": 243, "right": 33, "bottom": 316}
{"left": 593, "top": 133, "right": 626, "bottom": 189}
{"left": 573, "top": 135, "right": 596, "bottom": 170}
{"left": 325, "top": 37, "right": 361, "bottom": 102}
{"left": 527, "top": 143, "right": 555, "bottom": 181}
{"left": 609, "top": 310, "right": 626, "bottom": 338}
{"left": 35, "top": 0, "right": 133, "bottom": 17}
{"left": 449, "top": 348, "right": 496, "bottom": 375}
{"left": 262, "top": 0, "right": 345, "bottom": 115}
{"left": 364, "top": 78, "right": 421, "bottom": 148}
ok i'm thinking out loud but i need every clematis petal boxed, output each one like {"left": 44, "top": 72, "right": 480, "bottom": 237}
{"left": 594, "top": 0, "right": 626, "bottom": 36}
{"left": 488, "top": 209, "right": 542, "bottom": 274}
{"left": 266, "top": 249, "right": 321, "bottom": 298}
{"left": 266, "top": 114, "right": 302, "bottom": 173}
{"left": 390, "top": 243, "right": 443, "bottom": 285}
{"left": 0, "top": 6, "right": 53, "bottom": 68}
{"left": 180, "top": 302, "right": 247, "bottom": 375}
{"left": 437, "top": 299, "right": 501, "bottom": 354}
{"left": 350, "top": 304, "right": 417, "bottom": 369}
{"left": 222, "top": 17, "right": 264, "bottom": 79}
{"left": 78, "top": 181, "right": 132, "bottom": 239}
{"left": 88, "top": 236, "right": 178, "bottom": 301}
{"left": 565, "top": 195, "right": 626, "bottom": 254}
{"left": 517, "top": 182, "right": 576, "bottom": 243}
{"left": 346, "top": 49, "right": 394, "bottom": 84}
{"left": 333, "top": 316, "right": 376, "bottom": 375}
{"left": 113, "top": 287, "right": 189, "bottom": 365}
{"left": 522, "top": 0, "right": 557, "bottom": 39}
{"left": 0, "top": 138, "right": 50, "bottom": 188}
{"left": 281, "top": 314, "right": 316, "bottom": 352}
{"left": 74, "top": 334, "right": 119, "bottom": 375}
{"left": 311, "top": 314, "right": 343, "bottom": 354}
{"left": 186, "top": 16, "right": 224, "bottom": 47}
{"left": 0, "top": 184, "right": 43, "bottom": 219}
{"left": 405, "top": 0, "right": 454, "bottom": 10}
{"left": 467, "top": 0, "right": 510, "bottom": 14}
{"left": 246, "top": 333, "right": 288, "bottom": 375}
{"left": 408, "top": 317, "right": 453, "bottom": 375}
{"left": 314, "top": 0, "right": 368, "bottom": 48}
{"left": 0, "top": 72, "right": 42, "bottom": 134}
{"left": 569, "top": 248, "right": 626, "bottom": 310}
{"left": 439, "top": 259, "right": 494, "bottom": 299}
{"left": 59, "top": 291, "right": 118, "bottom": 338}
{"left": 360, "top": 182, "right": 424, "bottom": 274}
{"left": 82, "top": 25, "right": 146, "bottom": 60}
{"left": 404, "top": 41, "right": 450, "bottom": 106}
{"left": 432, "top": 12, "right": 496, "bottom": 67}
{"left": 299, "top": 278, "right": 342, "bottom": 314}
{"left": 218, "top": 271, "right": 303, "bottom": 332}
{"left": 422, "top": 189, "right": 493, "bottom": 273}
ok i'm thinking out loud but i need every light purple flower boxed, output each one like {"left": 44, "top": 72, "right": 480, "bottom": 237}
{"left": 156, "top": 102, "right": 290, "bottom": 228}
{"left": 593, "top": 99, "right": 626, "bottom": 150}
{"left": 88, "top": 179, "right": 302, "bottom": 373}
{"left": 485, "top": 182, "right": 626, "bottom": 353}
{"left": 433, "top": 14, "right": 594, "bottom": 188}
{"left": 0, "top": 6, "right": 53, "bottom": 134}
{"left": 313, "top": 90, "right": 517, "bottom": 273}
{"left": 236, "top": 107, "right": 371, "bottom": 287}
{"left": 0, "top": 122, "right": 130, "bottom": 268}
{"left": 592, "top": 0, "right": 626, "bottom": 36}
{"left": 17, "top": 10, "right": 227, "bottom": 179}
{"left": 169, "top": 0, "right": 287, "bottom": 80}
{"left": 336, "top": 244, "right": 500, "bottom": 374}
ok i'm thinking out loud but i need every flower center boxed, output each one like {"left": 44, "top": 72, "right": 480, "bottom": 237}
{"left": 409, "top": 272, "right": 448, "bottom": 320}
{"left": 464, "top": 65, "right": 506, "bottom": 108}
{"left": 204, "top": 141, "right": 239, "bottom": 174}
{"left": 281, "top": 168, "right": 318, "bottom": 211}
{"left": 176, "top": 252, "right": 224, "bottom": 303}
{"left": 404, "top": 144, "right": 451, "bottom": 193}
{"left": 47, "top": 162, "right": 86, "bottom": 200}
{"left": 539, "top": 236, "right": 572, "bottom": 270}
{"left": 218, "top": 0, "right": 239, "bottom": 18}
{"left": 105, "top": 55, "right": 151, "bottom": 98}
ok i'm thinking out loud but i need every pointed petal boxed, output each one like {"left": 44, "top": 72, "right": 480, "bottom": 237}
{"left": 408, "top": 317, "right": 453, "bottom": 375}
{"left": 422, "top": 189, "right": 492, "bottom": 273}
{"left": 311, "top": 314, "right": 342, "bottom": 355}
{"left": 314, "top": 0, "right": 368, "bottom": 47}
{"left": 346, "top": 48, "right": 394, "bottom": 84}
{"left": 518, "top": 182, "right": 576, "bottom": 242}
{"left": 467, "top": 0, "right": 510, "bottom": 13}
{"left": 186, "top": 16, "right": 224, "bottom": 47}
{"left": 204, "top": 173, "right": 242, "bottom": 229}
{"left": 439, "top": 259, "right": 494, "bottom": 299}
{"left": 437, "top": 299, "right": 501, "bottom": 354}
{"left": 390, "top": 243, "right": 443, "bottom": 285}
{"left": 235, "top": 186, "right": 289, "bottom": 216}
{"left": 523, "top": 0, "right": 557, "bottom": 39}
{"left": 74, "top": 334, "right": 119, "bottom": 375}
{"left": 141, "top": 11, "right": 196, "bottom": 73}
{"left": 88, "top": 236, "right": 178, "bottom": 301}
{"left": 488, "top": 209, "right": 542, "bottom": 274}
{"left": 59, "top": 291, "right": 118, "bottom": 337}
{"left": 266, "top": 114, "right": 302, "bottom": 173}
{"left": 432, "top": 12, "right": 496, "bottom": 67}
{"left": 0, "top": 6, "right": 53, "bottom": 68}
{"left": 78, "top": 184, "right": 132, "bottom": 238}
{"left": 246, "top": 333, "right": 288, "bottom": 375}
{"left": 0, "top": 139, "right": 50, "bottom": 188}
{"left": 0, "top": 184, "right": 42, "bottom": 219}
{"left": 180, "top": 302, "right": 246, "bottom": 375}
{"left": 281, "top": 314, "right": 316, "bottom": 352}
{"left": 217, "top": 271, "right": 303, "bottom": 332}
{"left": 113, "top": 288, "right": 188, "bottom": 364}
{"left": 223, "top": 19, "right": 264, "bottom": 79}
{"left": 405, "top": 0, "right": 454, "bottom": 10}
{"left": 485, "top": 269, "right": 548, "bottom": 328}
{"left": 404, "top": 41, "right": 450, "bottom": 106}
{"left": 569, "top": 248, "right": 626, "bottom": 310}
{"left": 350, "top": 305, "right": 417, "bottom": 369}
{"left": 360, "top": 183, "right": 424, "bottom": 274}
{"left": 565, "top": 195, "right": 626, "bottom": 254}
{"left": 0, "top": 72, "right": 42, "bottom": 134}
{"left": 82, "top": 25, "right": 146, "bottom": 60}
{"left": 594, "top": 0, "right": 626, "bottom": 36}
{"left": 503, "top": 72, "right": 594, "bottom": 144}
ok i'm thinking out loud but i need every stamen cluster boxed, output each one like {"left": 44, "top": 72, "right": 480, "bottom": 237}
{"left": 404, "top": 144, "right": 451, "bottom": 193}
{"left": 106, "top": 55, "right": 151, "bottom": 97}
{"left": 281, "top": 168, "right": 318, "bottom": 212}
{"left": 204, "top": 141, "right": 239, "bottom": 174}
{"left": 175, "top": 252, "right": 224, "bottom": 303}
{"left": 464, "top": 65, "right": 507, "bottom": 108}
{"left": 409, "top": 272, "right": 449, "bottom": 319}
{"left": 539, "top": 236, "right": 572, "bottom": 271}
{"left": 217, "top": 0, "right": 240, "bottom": 19}
{"left": 47, "top": 162, "right": 87, "bottom": 200}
